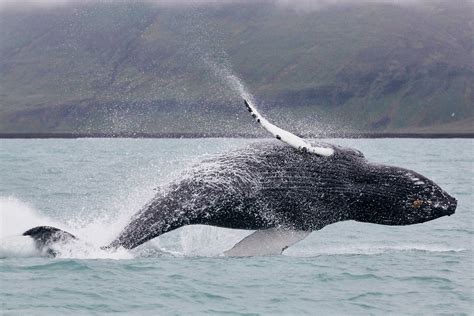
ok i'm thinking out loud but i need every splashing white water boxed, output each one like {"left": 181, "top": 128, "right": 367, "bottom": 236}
{"left": 0, "top": 197, "right": 64, "bottom": 258}
{"left": 0, "top": 196, "right": 135, "bottom": 259}
{"left": 0, "top": 196, "right": 249, "bottom": 259}
{"left": 0, "top": 196, "right": 64, "bottom": 238}
{"left": 0, "top": 196, "right": 142, "bottom": 259}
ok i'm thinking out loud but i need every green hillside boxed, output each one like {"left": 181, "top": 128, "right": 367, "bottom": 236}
{"left": 0, "top": 1, "right": 473, "bottom": 135}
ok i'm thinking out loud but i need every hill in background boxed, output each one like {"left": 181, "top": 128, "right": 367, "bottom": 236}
{"left": 0, "top": 0, "right": 473, "bottom": 136}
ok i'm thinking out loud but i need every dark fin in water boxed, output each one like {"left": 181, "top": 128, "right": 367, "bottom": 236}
{"left": 23, "top": 226, "right": 76, "bottom": 257}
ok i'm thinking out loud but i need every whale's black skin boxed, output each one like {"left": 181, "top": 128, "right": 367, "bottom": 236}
{"left": 23, "top": 141, "right": 457, "bottom": 254}
{"left": 23, "top": 226, "right": 76, "bottom": 257}
{"left": 106, "top": 141, "right": 457, "bottom": 250}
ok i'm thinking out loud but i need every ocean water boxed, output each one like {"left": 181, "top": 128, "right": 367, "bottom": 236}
{"left": 0, "top": 138, "right": 472, "bottom": 315}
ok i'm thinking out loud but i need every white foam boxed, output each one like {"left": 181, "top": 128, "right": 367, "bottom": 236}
{"left": 0, "top": 196, "right": 136, "bottom": 259}
{"left": 51, "top": 239, "right": 134, "bottom": 260}
{"left": 0, "top": 196, "right": 64, "bottom": 238}
{"left": 0, "top": 235, "right": 40, "bottom": 258}
{"left": 0, "top": 196, "right": 248, "bottom": 259}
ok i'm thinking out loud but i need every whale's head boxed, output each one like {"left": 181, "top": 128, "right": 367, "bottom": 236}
{"left": 343, "top": 153, "right": 457, "bottom": 226}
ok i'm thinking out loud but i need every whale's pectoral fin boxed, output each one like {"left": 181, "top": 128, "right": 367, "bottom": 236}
{"left": 243, "top": 99, "right": 334, "bottom": 157}
{"left": 224, "top": 229, "right": 310, "bottom": 257}
{"left": 23, "top": 226, "right": 76, "bottom": 257}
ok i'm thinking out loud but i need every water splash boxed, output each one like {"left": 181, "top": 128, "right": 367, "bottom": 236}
{"left": 0, "top": 196, "right": 134, "bottom": 259}
{"left": 0, "top": 196, "right": 249, "bottom": 259}
{"left": 0, "top": 196, "right": 64, "bottom": 238}
{"left": 180, "top": 10, "right": 256, "bottom": 104}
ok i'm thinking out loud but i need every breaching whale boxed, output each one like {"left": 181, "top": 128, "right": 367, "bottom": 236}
{"left": 23, "top": 99, "right": 457, "bottom": 256}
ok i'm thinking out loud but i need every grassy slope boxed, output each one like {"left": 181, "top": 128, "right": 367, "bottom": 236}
{"left": 0, "top": 1, "right": 472, "bottom": 134}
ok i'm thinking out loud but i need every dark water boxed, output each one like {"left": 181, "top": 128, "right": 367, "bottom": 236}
{"left": 0, "top": 138, "right": 472, "bottom": 315}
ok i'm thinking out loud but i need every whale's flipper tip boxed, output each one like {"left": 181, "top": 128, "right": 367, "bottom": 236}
{"left": 23, "top": 226, "right": 76, "bottom": 256}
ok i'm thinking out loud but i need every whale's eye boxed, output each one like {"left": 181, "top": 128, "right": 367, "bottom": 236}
{"left": 412, "top": 199, "right": 423, "bottom": 209}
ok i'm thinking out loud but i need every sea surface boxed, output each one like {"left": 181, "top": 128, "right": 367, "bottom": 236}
{"left": 0, "top": 138, "right": 472, "bottom": 315}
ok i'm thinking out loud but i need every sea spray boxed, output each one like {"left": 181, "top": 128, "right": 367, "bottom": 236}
{"left": 205, "top": 59, "right": 256, "bottom": 103}
{"left": 178, "top": 8, "right": 257, "bottom": 104}
{"left": 0, "top": 196, "right": 135, "bottom": 259}
{"left": 0, "top": 196, "right": 65, "bottom": 238}
{"left": 0, "top": 196, "right": 249, "bottom": 259}
{"left": 0, "top": 197, "right": 63, "bottom": 258}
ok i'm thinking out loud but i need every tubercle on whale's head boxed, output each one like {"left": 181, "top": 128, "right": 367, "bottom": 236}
{"left": 349, "top": 164, "right": 457, "bottom": 226}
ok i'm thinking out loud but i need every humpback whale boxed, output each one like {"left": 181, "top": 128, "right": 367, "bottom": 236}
{"left": 23, "top": 99, "right": 457, "bottom": 256}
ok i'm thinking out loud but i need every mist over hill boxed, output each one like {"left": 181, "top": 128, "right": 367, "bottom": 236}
{"left": 0, "top": 0, "right": 472, "bottom": 135}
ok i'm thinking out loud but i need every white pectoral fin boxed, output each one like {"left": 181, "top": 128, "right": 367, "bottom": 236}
{"left": 224, "top": 229, "right": 311, "bottom": 257}
{"left": 243, "top": 99, "right": 334, "bottom": 157}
